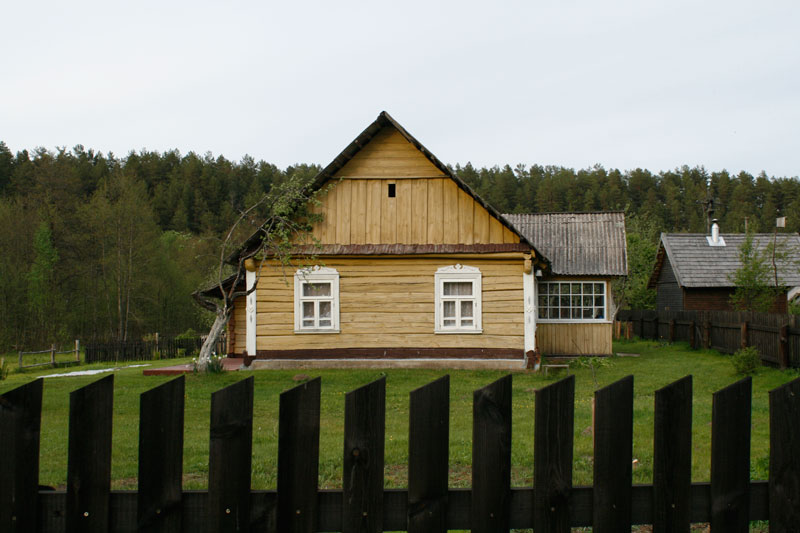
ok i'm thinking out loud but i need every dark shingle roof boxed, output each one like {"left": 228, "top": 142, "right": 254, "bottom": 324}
{"left": 651, "top": 233, "right": 800, "bottom": 288}
{"left": 504, "top": 212, "right": 628, "bottom": 276}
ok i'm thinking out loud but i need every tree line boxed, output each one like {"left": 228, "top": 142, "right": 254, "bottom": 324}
{"left": 1, "top": 141, "right": 798, "bottom": 350}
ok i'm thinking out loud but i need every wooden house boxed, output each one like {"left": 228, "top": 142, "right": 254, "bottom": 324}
{"left": 505, "top": 212, "right": 627, "bottom": 356}
{"left": 220, "top": 112, "right": 627, "bottom": 369}
{"left": 648, "top": 225, "right": 800, "bottom": 313}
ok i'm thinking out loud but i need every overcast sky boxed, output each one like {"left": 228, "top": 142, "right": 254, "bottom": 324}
{"left": 3, "top": 0, "right": 799, "bottom": 178}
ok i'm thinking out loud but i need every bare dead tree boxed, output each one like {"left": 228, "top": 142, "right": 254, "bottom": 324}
{"left": 192, "top": 176, "right": 326, "bottom": 369}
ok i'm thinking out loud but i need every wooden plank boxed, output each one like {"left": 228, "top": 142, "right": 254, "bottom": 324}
{"left": 472, "top": 374, "right": 512, "bottom": 533}
{"left": 474, "top": 204, "right": 490, "bottom": 244}
{"left": 380, "top": 181, "right": 397, "bottom": 243}
{"left": 408, "top": 375, "right": 450, "bottom": 533}
{"left": 342, "top": 377, "right": 386, "bottom": 533}
{"left": 426, "top": 178, "right": 444, "bottom": 244}
{"left": 208, "top": 376, "right": 254, "bottom": 533}
{"left": 411, "top": 180, "right": 428, "bottom": 244}
{"left": 0, "top": 378, "right": 43, "bottom": 533}
{"left": 458, "top": 189, "right": 474, "bottom": 244}
{"left": 365, "top": 180, "right": 382, "bottom": 244}
{"left": 488, "top": 216, "right": 504, "bottom": 243}
{"left": 593, "top": 375, "right": 633, "bottom": 532}
{"left": 710, "top": 377, "right": 751, "bottom": 532}
{"left": 351, "top": 180, "right": 367, "bottom": 244}
{"left": 396, "top": 180, "right": 413, "bottom": 243}
{"left": 442, "top": 179, "right": 459, "bottom": 243}
{"left": 502, "top": 225, "right": 518, "bottom": 244}
{"left": 138, "top": 376, "right": 185, "bottom": 533}
{"left": 66, "top": 375, "right": 114, "bottom": 533}
{"left": 534, "top": 375, "right": 574, "bottom": 533}
{"left": 653, "top": 375, "right": 692, "bottom": 532}
{"left": 277, "top": 377, "right": 321, "bottom": 533}
{"left": 336, "top": 179, "right": 352, "bottom": 244}
{"left": 769, "top": 377, "right": 800, "bottom": 529}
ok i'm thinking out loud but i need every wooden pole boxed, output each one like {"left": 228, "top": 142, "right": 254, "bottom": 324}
{"left": 75, "top": 339, "right": 80, "bottom": 362}
{"left": 778, "top": 325, "right": 789, "bottom": 369}
{"left": 703, "top": 320, "right": 711, "bottom": 349}
{"left": 741, "top": 321, "right": 748, "bottom": 350}
{"left": 689, "top": 320, "right": 696, "bottom": 349}
{"left": 50, "top": 344, "right": 56, "bottom": 367}
{"left": 669, "top": 320, "right": 676, "bottom": 343}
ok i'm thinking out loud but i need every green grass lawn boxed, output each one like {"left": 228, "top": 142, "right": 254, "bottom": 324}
{"left": 1, "top": 339, "right": 798, "bottom": 492}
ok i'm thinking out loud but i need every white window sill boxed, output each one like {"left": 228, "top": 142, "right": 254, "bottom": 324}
{"left": 434, "top": 329, "right": 483, "bottom": 334}
{"left": 294, "top": 329, "right": 341, "bottom": 334}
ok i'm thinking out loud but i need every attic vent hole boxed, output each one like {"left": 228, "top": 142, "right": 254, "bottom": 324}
{"left": 388, "top": 183, "right": 396, "bottom": 198}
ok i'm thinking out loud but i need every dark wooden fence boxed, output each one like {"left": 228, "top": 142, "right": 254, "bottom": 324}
{"left": 2, "top": 374, "right": 800, "bottom": 532}
{"left": 618, "top": 309, "right": 800, "bottom": 368}
{"left": 84, "top": 334, "right": 227, "bottom": 364}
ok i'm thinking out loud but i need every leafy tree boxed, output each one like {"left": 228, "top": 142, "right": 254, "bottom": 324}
{"left": 612, "top": 212, "right": 659, "bottom": 312}
{"left": 27, "top": 220, "right": 61, "bottom": 342}
{"left": 728, "top": 232, "right": 779, "bottom": 312}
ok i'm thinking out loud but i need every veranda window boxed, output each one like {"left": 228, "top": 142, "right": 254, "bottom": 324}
{"left": 537, "top": 281, "right": 606, "bottom": 322}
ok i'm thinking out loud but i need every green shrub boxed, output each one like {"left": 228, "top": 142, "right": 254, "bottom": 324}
{"left": 732, "top": 346, "right": 761, "bottom": 375}
{"left": 176, "top": 328, "right": 198, "bottom": 341}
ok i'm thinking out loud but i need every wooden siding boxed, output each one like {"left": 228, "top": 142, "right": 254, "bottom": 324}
{"left": 334, "top": 128, "right": 446, "bottom": 178}
{"left": 312, "top": 178, "right": 519, "bottom": 246}
{"left": 231, "top": 295, "right": 246, "bottom": 355}
{"left": 537, "top": 323, "right": 613, "bottom": 356}
{"left": 251, "top": 257, "right": 524, "bottom": 352}
{"left": 656, "top": 256, "right": 684, "bottom": 312}
{"left": 683, "top": 288, "right": 788, "bottom": 314}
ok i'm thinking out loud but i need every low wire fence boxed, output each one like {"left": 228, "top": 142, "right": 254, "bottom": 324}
{"left": 618, "top": 309, "right": 800, "bottom": 368}
{"left": 84, "top": 334, "right": 227, "bottom": 364}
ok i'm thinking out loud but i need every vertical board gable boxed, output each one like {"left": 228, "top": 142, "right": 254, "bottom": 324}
{"left": 334, "top": 128, "right": 446, "bottom": 179}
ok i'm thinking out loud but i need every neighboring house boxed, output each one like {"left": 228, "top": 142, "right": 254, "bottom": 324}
{"left": 216, "top": 111, "right": 627, "bottom": 369}
{"left": 505, "top": 212, "right": 627, "bottom": 356}
{"left": 648, "top": 224, "right": 800, "bottom": 313}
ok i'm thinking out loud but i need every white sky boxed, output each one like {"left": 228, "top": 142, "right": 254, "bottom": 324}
{"left": 2, "top": 0, "right": 799, "bottom": 177}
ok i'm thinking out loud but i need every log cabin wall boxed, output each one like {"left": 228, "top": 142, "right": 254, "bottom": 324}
{"left": 231, "top": 295, "right": 246, "bottom": 355}
{"left": 251, "top": 256, "right": 525, "bottom": 355}
{"left": 311, "top": 129, "right": 519, "bottom": 246}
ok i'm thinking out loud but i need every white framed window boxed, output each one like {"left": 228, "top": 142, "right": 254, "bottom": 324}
{"left": 537, "top": 281, "right": 607, "bottom": 322}
{"left": 435, "top": 264, "right": 482, "bottom": 333}
{"left": 294, "top": 266, "right": 340, "bottom": 333}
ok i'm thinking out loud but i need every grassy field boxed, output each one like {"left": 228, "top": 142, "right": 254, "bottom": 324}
{"left": 1, "top": 339, "right": 798, "bottom": 492}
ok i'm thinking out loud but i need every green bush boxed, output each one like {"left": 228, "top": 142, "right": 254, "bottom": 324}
{"left": 732, "top": 346, "right": 761, "bottom": 375}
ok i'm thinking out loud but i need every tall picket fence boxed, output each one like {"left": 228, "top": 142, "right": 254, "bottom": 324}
{"left": 2, "top": 373, "right": 800, "bottom": 532}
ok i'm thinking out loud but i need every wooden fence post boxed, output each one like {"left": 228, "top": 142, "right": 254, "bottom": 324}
{"left": 278, "top": 377, "right": 321, "bottom": 533}
{"left": 50, "top": 344, "right": 56, "bottom": 366}
{"left": 75, "top": 340, "right": 80, "bottom": 362}
{"left": 0, "top": 379, "right": 43, "bottom": 533}
{"left": 740, "top": 321, "right": 748, "bottom": 350}
{"left": 208, "top": 377, "right": 254, "bottom": 533}
{"left": 769, "top": 377, "right": 800, "bottom": 528}
{"left": 534, "top": 375, "right": 574, "bottom": 533}
{"left": 472, "top": 375, "right": 513, "bottom": 533}
{"left": 711, "top": 377, "right": 751, "bottom": 532}
{"left": 703, "top": 320, "right": 711, "bottom": 350}
{"left": 689, "top": 320, "right": 696, "bottom": 349}
{"left": 653, "top": 376, "right": 692, "bottom": 532}
{"left": 343, "top": 377, "right": 386, "bottom": 533}
{"left": 408, "top": 375, "right": 450, "bottom": 533}
{"left": 66, "top": 375, "right": 114, "bottom": 533}
{"left": 593, "top": 375, "right": 634, "bottom": 532}
{"left": 778, "top": 325, "right": 789, "bottom": 369}
{"left": 138, "top": 376, "right": 185, "bottom": 533}
{"left": 669, "top": 319, "right": 675, "bottom": 343}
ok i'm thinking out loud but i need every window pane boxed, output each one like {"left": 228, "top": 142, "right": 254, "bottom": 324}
{"left": 318, "top": 319, "right": 331, "bottom": 327}
{"left": 444, "top": 281, "right": 472, "bottom": 296}
{"left": 443, "top": 301, "right": 456, "bottom": 318}
{"left": 319, "top": 301, "right": 331, "bottom": 318}
{"left": 594, "top": 308, "right": 605, "bottom": 319}
{"left": 572, "top": 308, "right": 581, "bottom": 319}
{"left": 302, "top": 301, "right": 315, "bottom": 319}
{"left": 572, "top": 295, "right": 581, "bottom": 307}
{"left": 560, "top": 308, "right": 570, "bottom": 319}
{"left": 560, "top": 296, "right": 569, "bottom": 307}
{"left": 303, "top": 282, "right": 331, "bottom": 297}
{"left": 571, "top": 283, "right": 581, "bottom": 294}
{"left": 549, "top": 296, "right": 558, "bottom": 307}
{"left": 583, "top": 283, "right": 593, "bottom": 294}
{"left": 538, "top": 308, "right": 547, "bottom": 318}
{"left": 461, "top": 301, "right": 473, "bottom": 318}
{"left": 559, "top": 284, "right": 569, "bottom": 295}
{"left": 595, "top": 296, "right": 604, "bottom": 306}
{"left": 461, "top": 319, "right": 473, "bottom": 327}
{"left": 443, "top": 319, "right": 456, "bottom": 327}
{"left": 302, "top": 319, "right": 314, "bottom": 327}
{"left": 583, "top": 308, "right": 593, "bottom": 319}
{"left": 583, "top": 296, "right": 593, "bottom": 307}
{"left": 538, "top": 294, "right": 547, "bottom": 308}
{"left": 595, "top": 283, "right": 604, "bottom": 294}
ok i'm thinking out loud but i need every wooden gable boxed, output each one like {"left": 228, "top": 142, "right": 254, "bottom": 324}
{"left": 311, "top": 125, "right": 519, "bottom": 246}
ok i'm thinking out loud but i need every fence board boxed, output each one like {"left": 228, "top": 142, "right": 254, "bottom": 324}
{"left": 472, "top": 374, "right": 513, "bottom": 533}
{"left": 534, "top": 374, "right": 574, "bottom": 533}
{"left": 653, "top": 375, "right": 692, "bottom": 532}
{"left": 710, "top": 377, "right": 751, "bottom": 532}
{"left": 769, "top": 377, "right": 800, "bottom": 529}
{"left": 277, "top": 377, "right": 321, "bottom": 533}
{"left": 66, "top": 375, "right": 114, "bottom": 533}
{"left": 138, "top": 376, "right": 185, "bottom": 533}
{"left": 208, "top": 376, "right": 254, "bottom": 533}
{"left": 593, "top": 375, "right": 634, "bottom": 531}
{"left": 408, "top": 375, "right": 450, "bottom": 533}
{"left": 0, "top": 378, "right": 43, "bottom": 533}
{"left": 342, "top": 377, "right": 386, "bottom": 533}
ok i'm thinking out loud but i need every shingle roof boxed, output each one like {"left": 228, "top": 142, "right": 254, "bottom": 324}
{"left": 651, "top": 233, "right": 800, "bottom": 288}
{"left": 504, "top": 212, "right": 628, "bottom": 276}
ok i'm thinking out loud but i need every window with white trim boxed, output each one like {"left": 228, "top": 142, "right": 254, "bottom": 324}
{"left": 537, "top": 281, "right": 606, "bottom": 321}
{"left": 294, "top": 266, "right": 340, "bottom": 333}
{"left": 435, "top": 265, "right": 482, "bottom": 333}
